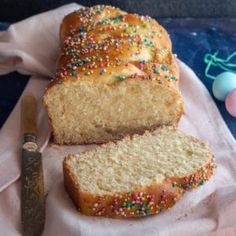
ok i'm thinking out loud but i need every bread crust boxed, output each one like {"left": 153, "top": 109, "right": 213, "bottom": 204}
{"left": 54, "top": 5, "right": 175, "bottom": 86}
{"left": 63, "top": 127, "right": 215, "bottom": 218}
{"left": 63, "top": 157, "right": 215, "bottom": 218}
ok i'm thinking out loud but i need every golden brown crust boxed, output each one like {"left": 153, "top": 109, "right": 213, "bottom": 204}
{"left": 46, "top": 5, "right": 179, "bottom": 89}
{"left": 63, "top": 157, "right": 215, "bottom": 218}
{"left": 59, "top": 6, "right": 126, "bottom": 45}
{"left": 171, "top": 159, "right": 215, "bottom": 190}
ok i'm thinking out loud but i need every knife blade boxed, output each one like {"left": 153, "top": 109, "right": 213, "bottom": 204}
{"left": 21, "top": 95, "right": 45, "bottom": 236}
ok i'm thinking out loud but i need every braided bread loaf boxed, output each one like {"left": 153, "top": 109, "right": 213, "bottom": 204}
{"left": 44, "top": 5, "right": 184, "bottom": 144}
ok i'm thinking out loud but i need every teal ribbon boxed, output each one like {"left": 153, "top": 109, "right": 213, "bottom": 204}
{"left": 204, "top": 51, "right": 236, "bottom": 80}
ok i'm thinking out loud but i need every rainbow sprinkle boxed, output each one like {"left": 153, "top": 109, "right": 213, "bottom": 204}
{"left": 55, "top": 5, "right": 179, "bottom": 86}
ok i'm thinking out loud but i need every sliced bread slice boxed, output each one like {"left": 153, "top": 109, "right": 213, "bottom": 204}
{"left": 63, "top": 126, "right": 215, "bottom": 218}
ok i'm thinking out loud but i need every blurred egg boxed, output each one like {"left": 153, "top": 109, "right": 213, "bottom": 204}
{"left": 212, "top": 72, "right": 236, "bottom": 101}
{"left": 225, "top": 89, "right": 236, "bottom": 117}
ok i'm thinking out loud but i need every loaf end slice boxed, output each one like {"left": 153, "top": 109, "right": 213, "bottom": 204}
{"left": 63, "top": 126, "right": 215, "bottom": 218}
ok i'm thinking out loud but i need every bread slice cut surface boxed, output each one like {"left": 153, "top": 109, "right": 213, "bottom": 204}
{"left": 44, "top": 79, "right": 183, "bottom": 145}
{"left": 63, "top": 127, "right": 215, "bottom": 218}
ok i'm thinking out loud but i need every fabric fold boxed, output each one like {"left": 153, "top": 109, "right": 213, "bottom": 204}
{"left": 0, "top": 3, "right": 82, "bottom": 192}
{"left": 0, "top": 3, "right": 81, "bottom": 77}
{"left": 0, "top": 77, "right": 50, "bottom": 192}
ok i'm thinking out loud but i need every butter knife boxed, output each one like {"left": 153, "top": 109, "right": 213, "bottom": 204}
{"left": 21, "top": 95, "right": 45, "bottom": 236}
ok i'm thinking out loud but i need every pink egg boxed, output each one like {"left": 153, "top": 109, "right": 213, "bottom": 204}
{"left": 225, "top": 89, "right": 236, "bottom": 117}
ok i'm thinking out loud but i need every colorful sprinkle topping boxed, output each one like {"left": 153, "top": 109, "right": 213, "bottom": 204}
{"left": 92, "top": 191, "right": 166, "bottom": 217}
{"left": 153, "top": 68, "right": 159, "bottom": 74}
{"left": 55, "top": 5, "right": 179, "bottom": 85}
{"left": 116, "top": 75, "right": 125, "bottom": 81}
{"left": 161, "top": 65, "right": 168, "bottom": 71}
{"left": 87, "top": 155, "right": 215, "bottom": 218}
{"left": 199, "top": 180, "right": 205, "bottom": 186}
{"left": 71, "top": 70, "right": 77, "bottom": 76}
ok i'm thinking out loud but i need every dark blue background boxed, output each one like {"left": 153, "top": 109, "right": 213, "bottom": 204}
{"left": 1, "top": 0, "right": 236, "bottom": 22}
{"left": 0, "top": 18, "right": 236, "bottom": 138}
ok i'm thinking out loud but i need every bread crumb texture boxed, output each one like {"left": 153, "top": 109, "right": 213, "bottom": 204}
{"left": 63, "top": 126, "right": 215, "bottom": 218}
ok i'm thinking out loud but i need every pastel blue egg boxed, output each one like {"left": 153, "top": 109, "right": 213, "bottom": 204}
{"left": 212, "top": 72, "right": 236, "bottom": 101}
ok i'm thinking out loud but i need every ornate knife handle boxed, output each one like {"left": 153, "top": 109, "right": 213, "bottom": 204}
{"left": 23, "top": 133, "right": 38, "bottom": 152}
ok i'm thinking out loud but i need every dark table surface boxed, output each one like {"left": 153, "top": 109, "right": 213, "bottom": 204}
{"left": 1, "top": 0, "right": 236, "bottom": 22}
{"left": 0, "top": 18, "right": 236, "bottom": 138}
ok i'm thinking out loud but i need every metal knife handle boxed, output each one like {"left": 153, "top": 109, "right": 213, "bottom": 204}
{"left": 21, "top": 95, "right": 37, "bottom": 146}
{"left": 21, "top": 95, "right": 45, "bottom": 235}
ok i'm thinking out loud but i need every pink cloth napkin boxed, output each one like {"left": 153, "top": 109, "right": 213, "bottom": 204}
{"left": 0, "top": 3, "right": 236, "bottom": 236}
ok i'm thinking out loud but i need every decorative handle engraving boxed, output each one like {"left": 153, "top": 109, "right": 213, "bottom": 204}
{"left": 21, "top": 149, "right": 45, "bottom": 236}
